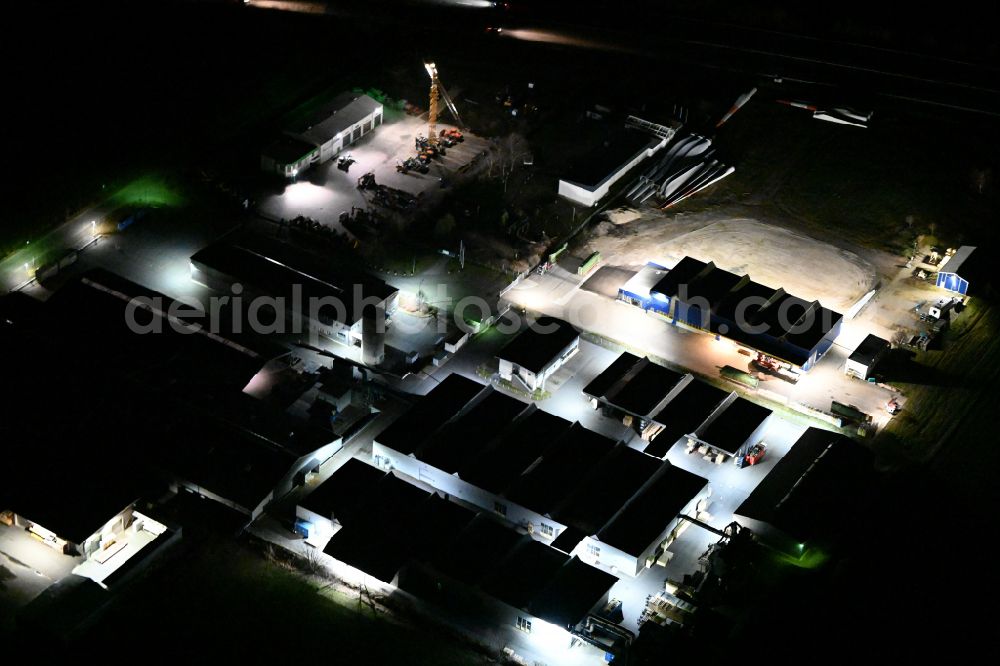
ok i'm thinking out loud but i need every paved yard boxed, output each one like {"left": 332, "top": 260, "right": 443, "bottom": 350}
{"left": 503, "top": 266, "right": 899, "bottom": 422}
{"left": 0, "top": 523, "right": 80, "bottom": 611}
{"left": 258, "top": 112, "right": 489, "bottom": 234}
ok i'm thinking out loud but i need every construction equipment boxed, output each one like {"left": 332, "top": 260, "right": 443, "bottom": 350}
{"left": 742, "top": 442, "right": 767, "bottom": 466}
{"left": 337, "top": 154, "right": 355, "bottom": 172}
{"left": 415, "top": 135, "right": 444, "bottom": 158}
{"left": 424, "top": 61, "right": 464, "bottom": 146}
{"left": 396, "top": 157, "right": 429, "bottom": 175}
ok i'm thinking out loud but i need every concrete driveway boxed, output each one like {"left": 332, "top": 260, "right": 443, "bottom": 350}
{"left": 257, "top": 112, "right": 489, "bottom": 234}
{"left": 503, "top": 266, "right": 900, "bottom": 424}
{"left": 0, "top": 523, "right": 80, "bottom": 610}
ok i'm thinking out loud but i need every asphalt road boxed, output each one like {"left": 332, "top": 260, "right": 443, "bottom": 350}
{"left": 0, "top": 202, "right": 112, "bottom": 294}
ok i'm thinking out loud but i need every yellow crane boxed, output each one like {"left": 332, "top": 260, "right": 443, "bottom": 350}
{"left": 424, "top": 61, "right": 464, "bottom": 146}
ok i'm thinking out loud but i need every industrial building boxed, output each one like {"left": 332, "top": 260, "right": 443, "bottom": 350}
{"left": 583, "top": 353, "right": 735, "bottom": 458}
{"left": 301, "top": 463, "right": 620, "bottom": 659}
{"left": 845, "top": 333, "right": 891, "bottom": 380}
{"left": 497, "top": 316, "right": 580, "bottom": 391}
{"left": 152, "top": 398, "right": 343, "bottom": 521}
{"left": 371, "top": 374, "right": 711, "bottom": 577}
{"left": 559, "top": 128, "right": 667, "bottom": 207}
{"left": 686, "top": 396, "right": 774, "bottom": 463}
{"left": 295, "top": 457, "right": 385, "bottom": 547}
{"left": 935, "top": 245, "right": 979, "bottom": 295}
{"left": 578, "top": 464, "right": 709, "bottom": 576}
{"left": 2, "top": 499, "right": 176, "bottom": 591}
{"left": 190, "top": 233, "right": 398, "bottom": 353}
{"left": 734, "top": 428, "right": 874, "bottom": 550}
{"left": 620, "top": 256, "right": 843, "bottom": 372}
{"left": 261, "top": 92, "right": 383, "bottom": 177}
{"left": 617, "top": 262, "right": 671, "bottom": 315}
{"left": 260, "top": 136, "right": 319, "bottom": 178}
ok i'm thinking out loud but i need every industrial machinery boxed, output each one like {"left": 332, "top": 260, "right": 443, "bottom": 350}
{"left": 743, "top": 443, "right": 767, "bottom": 466}
{"left": 423, "top": 61, "right": 464, "bottom": 146}
{"left": 337, "top": 154, "right": 355, "bottom": 172}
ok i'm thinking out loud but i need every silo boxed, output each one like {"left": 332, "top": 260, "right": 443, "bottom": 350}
{"left": 361, "top": 303, "right": 386, "bottom": 366}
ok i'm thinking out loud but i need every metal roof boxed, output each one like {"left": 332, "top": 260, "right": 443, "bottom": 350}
{"left": 582, "top": 352, "right": 642, "bottom": 400}
{"left": 596, "top": 464, "right": 708, "bottom": 556}
{"left": 287, "top": 93, "right": 382, "bottom": 146}
{"left": 848, "top": 333, "right": 890, "bottom": 366}
{"left": 498, "top": 316, "right": 579, "bottom": 374}
{"left": 695, "top": 397, "right": 772, "bottom": 455}
{"left": 939, "top": 245, "right": 977, "bottom": 275}
{"left": 374, "top": 374, "right": 484, "bottom": 455}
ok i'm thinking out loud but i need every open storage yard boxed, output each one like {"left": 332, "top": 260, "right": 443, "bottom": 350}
{"left": 588, "top": 213, "right": 881, "bottom": 312}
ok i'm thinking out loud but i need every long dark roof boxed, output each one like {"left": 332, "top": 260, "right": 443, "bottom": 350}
{"left": 458, "top": 409, "right": 573, "bottom": 494}
{"left": 650, "top": 257, "right": 709, "bottom": 299}
{"left": 562, "top": 128, "right": 657, "bottom": 188}
{"left": 154, "top": 412, "right": 298, "bottom": 513}
{"left": 736, "top": 428, "right": 873, "bottom": 542}
{"left": 583, "top": 352, "right": 642, "bottom": 400}
{"left": 299, "top": 458, "right": 386, "bottom": 526}
{"left": 481, "top": 539, "right": 568, "bottom": 611}
{"left": 749, "top": 292, "right": 813, "bottom": 339}
{"left": 191, "top": 234, "right": 396, "bottom": 327}
{"left": 782, "top": 303, "right": 843, "bottom": 352}
{"left": 419, "top": 390, "right": 530, "bottom": 473}
{"left": 604, "top": 359, "right": 686, "bottom": 417}
{"left": 554, "top": 446, "right": 662, "bottom": 535}
{"left": 596, "top": 464, "right": 708, "bottom": 556}
{"left": 504, "top": 424, "right": 617, "bottom": 516}
{"left": 683, "top": 266, "right": 745, "bottom": 312}
{"left": 425, "top": 514, "right": 525, "bottom": 587}
{"left": 287, "top": 92, "right": 382, "bottom": 145}
{"left": 712, "top": 280, "right": 779, "bottom": 328}
{"left": 529, "top": 556, "right": 617, "bottom": 629}
{"left": 697, "top": 397, "right": 772, "bottom": 454}
{"left": 645, "top": 380, "right": 731, "bottom": 458}
{"left": 374, "top": 374, "right": 484, "bottom": 455}
{"left": 498, "top": 316, "right": 579, "bottom": 374}
{"left": 322, "top": 474, "right": 441, "bottom": 583}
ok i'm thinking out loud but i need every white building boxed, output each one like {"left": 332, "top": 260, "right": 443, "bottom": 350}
{"left": 558, "top": 128, "right": 668, "bottom": 207}
{"left": 371, "top": 375, "right": 711, "bottom": 579}
{"left": 497, "top": 316, "right": 580, "bottom": 392}
{"left": 686, "top": 395, "right": 774, "bottom": 464}
{"left": 576, "top": 465, "right": 710, "bottom": 577}
{"left": 845, "top": 333, "right": 890, "bottom": 380}
{"left": 190, "top": 234, "right": 398, "bottom": 351}
{"left": 287, "top": 92, "right": 383, "bottom": 165}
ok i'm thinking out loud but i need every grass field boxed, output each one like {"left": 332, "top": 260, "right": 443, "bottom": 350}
{"left": 875, "top": 298, "right": 1000, "bottom": 496}
{"left": 703, "top": 101, "right": 996, "bottom": 253}
{"left": 72, "top": 536, "right": 484, "bottom": 663}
